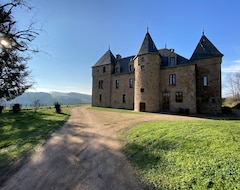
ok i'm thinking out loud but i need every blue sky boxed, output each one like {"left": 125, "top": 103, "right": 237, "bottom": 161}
{"left": 10, "top": 0, "right": 240, "bottom": 95}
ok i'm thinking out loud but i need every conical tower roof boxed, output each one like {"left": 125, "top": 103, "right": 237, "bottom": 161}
{"left": 137, "top": 31, "right": 158, "bottom": 56}
{"left": 190, "top": 32, "right": 223, "bottom": 60}
{"left": 93, "top": 49, "right": 116, "bottom": 67}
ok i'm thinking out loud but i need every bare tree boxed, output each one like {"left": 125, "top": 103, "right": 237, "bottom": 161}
{"left": 33, "top": 99, "right": 40, "bottom": 113}
{"left": 225, "top": 72, "right": 240, "bottom": 100}
{"left": 0, "top": 0, "right": 38, "bottom": 100}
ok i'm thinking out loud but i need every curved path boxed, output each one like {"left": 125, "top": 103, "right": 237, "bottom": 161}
{"left": 1, "top": 106, "right": 203, "bottom": 190}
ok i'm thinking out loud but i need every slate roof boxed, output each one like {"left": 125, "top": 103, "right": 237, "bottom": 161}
{"left": 159, "top": 48, "right": 193, "bottom": 67}
{"left": 190, "top": 33, "right": 223, "bottom": 60}
{"left": 113, "top": 56, "right": 135, "bottom": 74}
{"left": 137, "top": 32, "right": 159, "bottom": 55}
{"left": 92, "top": 50, "right": 116, "bottom": 67}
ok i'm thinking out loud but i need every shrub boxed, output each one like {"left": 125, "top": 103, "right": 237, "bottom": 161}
{"left": 222, "top": 106, "right": 232, "bottom": 114}
{"left": 54, "top": 102, "right": 61, "bottom": 114}
{"left": 12, "top": 103, "right": 21, "bottom": 113}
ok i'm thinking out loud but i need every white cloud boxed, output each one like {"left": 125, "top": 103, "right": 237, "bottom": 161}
{"left": 222, "top": 59, "right": 240, "bottom": 73}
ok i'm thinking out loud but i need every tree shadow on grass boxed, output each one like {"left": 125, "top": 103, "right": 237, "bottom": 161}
{"left": 0, "top": 110, "right": 70, "bottom": 185}
{"left": 124, "top": 139, "right": 177, "bottom": 170}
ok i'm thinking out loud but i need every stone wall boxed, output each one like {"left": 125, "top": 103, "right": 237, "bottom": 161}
{"left": 92, "top": 64, "right": 113, "bottom": 107}
{"left": 159, "top": 64, "right": 197, "bottom": 114}
{"left": 111, "top": 73, "right": 134, "bottom": 109}
{"left": 134, "top": 54, "right": 161, "bottom": 112}
{"left": 194, "top": 57, "right": 222, "bottom": 113}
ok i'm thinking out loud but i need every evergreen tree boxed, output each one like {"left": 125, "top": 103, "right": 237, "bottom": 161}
{"left": 0, "top": 0, "right": 38, "bottom": 100}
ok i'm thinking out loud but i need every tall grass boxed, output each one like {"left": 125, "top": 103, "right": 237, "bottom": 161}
{"left": 123, "top": 120, "right": 240, "bottom": 189}
{"left": 0, "top": 108, "right": 70, "bottom": 183}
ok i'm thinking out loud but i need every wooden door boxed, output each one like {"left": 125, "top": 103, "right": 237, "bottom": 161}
{"left": 140, "top": 102, "right": 146, "bottom": 112}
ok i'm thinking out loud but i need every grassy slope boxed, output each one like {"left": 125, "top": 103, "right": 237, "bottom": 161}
{"left": 123, "top": 120, "right": 240, "bottom": 189}
{"left": 0, "top": 108, "right": 70, "bottom": 183}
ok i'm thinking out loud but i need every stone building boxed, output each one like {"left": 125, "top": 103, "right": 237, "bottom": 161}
{"left": 92, "top": 30, "right": 223, "bottom": 114}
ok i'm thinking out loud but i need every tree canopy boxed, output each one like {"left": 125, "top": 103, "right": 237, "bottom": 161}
{"left": 0, "top": 0, "right": 38, "bottom": 100}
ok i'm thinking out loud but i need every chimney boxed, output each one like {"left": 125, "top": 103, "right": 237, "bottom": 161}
{"left": 116, "top": 54, "right": 122, "bottom": 59}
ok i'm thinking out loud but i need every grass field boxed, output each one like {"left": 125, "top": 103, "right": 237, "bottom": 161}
{"left": 0, "top": 107, "right": 70, "bottom": 182}
{"left": 123, "top": 120, "right": 240, "bottom": 189}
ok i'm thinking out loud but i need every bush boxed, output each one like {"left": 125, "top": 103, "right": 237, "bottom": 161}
{"left": 222, "top": 106, "right": 232, "bottom": 114}
{"left": 12, "top": 104, "right": 21, "bottom": 113}
{"left": 54, "top": 102, "right": 61, "bottom": 114}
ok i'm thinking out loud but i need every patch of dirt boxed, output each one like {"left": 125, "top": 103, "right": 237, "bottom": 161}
{"left": 1, "top": 106, "right": 204, "bottom": 190}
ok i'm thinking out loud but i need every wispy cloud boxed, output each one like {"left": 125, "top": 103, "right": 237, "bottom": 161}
{"left": 222, "top": 59, "right": 240, "bottom": 73}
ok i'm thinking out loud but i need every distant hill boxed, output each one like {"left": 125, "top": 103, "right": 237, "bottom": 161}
{"left": 5, "top": 92, "right": 91, "bottom": 107}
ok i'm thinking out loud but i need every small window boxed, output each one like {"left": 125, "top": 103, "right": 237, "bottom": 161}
{"left": 115, "top": 67, "right": 120, "bottom": 74}
{"left": 129, "top": 78, "right": 133, "bottom": 88}
{"left": 98, "top": 80, "right": 103, "bottom": 89}
{"left": 103, "top": 66, "right": 106, "bottom": 73}
{"left": 169, "top": 74, "right": 176, "bottom": 85}
{"left": 99, "top": 94, "right": 102, "bottom": 102}
{"left": 212, "top": 98, "right": 215, "bottom": 103}
{"left": 176, "top": 92, "right": 183, "bottom": 102}
{"left": 170, "top": 57, "right": 175, "bottom": 66}
{"left": 115, "top": 80, "right": 119, "bottom": 89}
{"left": 203, "top": 76, "right": 208, "bottom": 86}
{"left": 141, "top": 65, "right": 145, "bottom": 71}
{"left": 141, "top": 57, "right": 145, "bottom": 62}
{"left": 140, "top": 88, "right": 144, "bottom": 93}
{"left": 122, "top": 94, "right": 126, "bottom": 103}
{"left": 129, "top": 64, "right": 133, "bottom": 72}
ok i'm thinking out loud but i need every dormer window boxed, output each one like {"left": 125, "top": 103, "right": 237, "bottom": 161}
{"left": 170, "top": 57, "right": 175, "bottom": 66}
{"left": 115, "top": 62, "right": 121, "bottom": 74}
{"left": 129, "top": 64, "right": 133, "bottom": 72}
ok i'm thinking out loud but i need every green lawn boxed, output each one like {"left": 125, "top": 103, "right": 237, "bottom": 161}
{"left": 0, "top": 108, "right": 70, "bottom": 181}
{"left": 122, "top": 120, "right": 240, "bottom": 189}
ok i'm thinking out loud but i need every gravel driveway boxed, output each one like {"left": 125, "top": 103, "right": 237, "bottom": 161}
{"left": 1, "top": 106, "right": 202, "bottom": 190}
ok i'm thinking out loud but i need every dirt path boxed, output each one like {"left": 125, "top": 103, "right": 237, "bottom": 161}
{"left": 1, "top": 106, "right": 203, "bottom": 190}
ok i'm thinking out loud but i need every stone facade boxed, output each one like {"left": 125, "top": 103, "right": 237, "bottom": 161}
{"left": 92, "top": 31, "right": 223, "bottom": 114}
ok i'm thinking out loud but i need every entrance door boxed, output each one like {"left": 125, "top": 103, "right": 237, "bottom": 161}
{"left": 162, "top": 92, "right": 170, "bottom": 111}
{"left": 140, "top": 102, "right": 146, "bottom": 112}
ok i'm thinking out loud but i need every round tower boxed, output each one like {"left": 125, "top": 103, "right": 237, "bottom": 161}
{"left": 134, "top": 32, "right": 161, "bottom": 112}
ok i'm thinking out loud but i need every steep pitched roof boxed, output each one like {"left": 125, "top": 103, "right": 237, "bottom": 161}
{"left": 137, "top": 32, "right": 159, "bottom": 56}
{"left": 190, "top": 33, "right": 223, "bottom": 60}
{"left": 93, "top": 50, "right": 116, "bottom": 67}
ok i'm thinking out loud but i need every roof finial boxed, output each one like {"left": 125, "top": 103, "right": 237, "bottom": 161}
{"left": 108, "top": 44, "right": 110, "bottom": 50}
{"left": 202, "top": 27, "right": 205, "bottom": 36}
{"left": 165, "top": 42, "right": 167, "bottom": 49}
{"left": 146, "top": 23, "right": 149, "bottom": 33}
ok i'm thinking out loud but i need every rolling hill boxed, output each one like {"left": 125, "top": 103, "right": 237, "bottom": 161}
{"left": 4, "top": 92, "right": 91, "bottom": 107}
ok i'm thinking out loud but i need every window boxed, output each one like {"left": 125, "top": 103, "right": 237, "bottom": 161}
{"left": 176, "top": 92, "right": 183, "bottom": 102}
{"left": 122, "top": 94, "right": 126, "bottom": 103}
{"left": 115, "top": 67, "right": 120, "bottom": 74}
{"left": 115, "top": 80, "right": 119, "bottom": 89}
{"left": 169, "top": 74, "right": 176, "bottom": 85}
{"left": 170, "top": 57, "right": 175, "bottom": 66}
{"left": 129, "top": 64, "right": 133, "bottom": 72}
{"left": 99, "top": 94, "right": 102, "bottom": 102}
{"left": 141, "top": 65, "right": 145, "bottom": 71}
{"left": 98, "top": 80, "right": 103, "bottom": 89}
{"left": 129, "top": 78, "right": 133, "bottom": 88}
{"left": 140, "top": 88, "right": 144, "bottom": 93}
{"left": 203, "top": 76, "right": 208, "bottom": 86}
{"left": 103, "top": 66, "right": 106, "bottom": 73}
